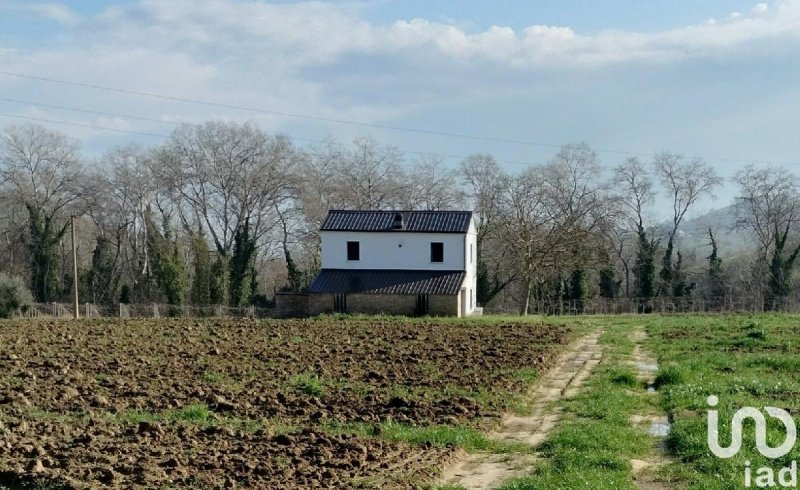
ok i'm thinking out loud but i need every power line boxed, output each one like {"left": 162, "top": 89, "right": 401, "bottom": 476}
{"left": 0, "top": 112, "right": 167, "bottom": 138}
{"left": 0, "top": 70, "right": 566, "bottom": 149}
{"left": 0, "top": 96, "right": 184, "bottom": 127}
{"left": 0, "top": 109, "right": 546, "bottom": 167}
{"left": 0, "top": 70, "right": 792, "bottom": 166}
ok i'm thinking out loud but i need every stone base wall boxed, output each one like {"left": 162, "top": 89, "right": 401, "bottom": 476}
{"left": 275, "top": 292, "right": 309, "bottom": 318}
{"left": 346, "top": 294, "right": 417, "bottom": 315}
{"left": 428, "top": 294, "right": 460, "bottom": 316}
{"left": 308, "top": 293, "right": 334, "bottom": 316}
{"left": 277, "top": 292, "right": 461, "bottom": 317}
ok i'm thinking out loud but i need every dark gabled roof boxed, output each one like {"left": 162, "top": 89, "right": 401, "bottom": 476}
{"left": 320, "top": 210, "right": 472, "bottom": 233}
{"left": 309, "top": 269, "right": 466, "bottom": 295}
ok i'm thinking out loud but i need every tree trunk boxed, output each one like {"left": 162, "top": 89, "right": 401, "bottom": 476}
{"left": 519, "top": 275, "right": 533, "bottom": 316}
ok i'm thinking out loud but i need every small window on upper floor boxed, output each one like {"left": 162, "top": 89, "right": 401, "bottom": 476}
{"left": 470, "top": 243, "right": 473, "bottom": 264}
{"left": 347, "top": 241, "right": 360, "bottom": 261}
{"left": 431, "top": 242, "right": 444, "bottom": 263}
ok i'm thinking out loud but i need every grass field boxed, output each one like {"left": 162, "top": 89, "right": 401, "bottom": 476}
{"left": 490, "top": 313, "right": 800, "bottom": 490}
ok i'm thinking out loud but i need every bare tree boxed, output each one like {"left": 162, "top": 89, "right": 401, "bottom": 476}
{"left": 733, "top": 165, "right": 800, "bottom": 308}
{"left": 613, "top": 157, "right": 657, "bottom": 299}
{"left": 403, "top": 155, "right": 465, "bottom": 210}
{"left": 498, "top": 144, "right": 609, "bottom": 315}
{"left": 337, "top": 136, "right": 406, "bottom": 210}
{"left": 654, "top": 152, "right": 721, "bottom": 296}
{"left": 163, "top": 121, "right": 298, "bottom": 255}
{"left": 0, "top": 124, "right": 86, "bottom": 302}
{"left": 460, "top": 154, "right": 514, "bottom": 305}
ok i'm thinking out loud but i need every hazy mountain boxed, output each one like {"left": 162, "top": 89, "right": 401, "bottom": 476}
{"left": 670, "top": 204, "right": 754, "bottom": 260}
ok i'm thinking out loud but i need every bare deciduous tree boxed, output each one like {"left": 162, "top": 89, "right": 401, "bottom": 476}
{"left": 164, "top": 121, "right": 298, "bottom": 254}
{"left": 0, "top": 124, "right": 86, "bottom": 302}
{"left": 403, "top": 155, "right": 465, "bottom": 210}
{"left": 654, "top": 152, "right": 721, "bottom": 296}
{"left": 613, "top": 157, "right": 657, "bottom": 299}
{"left": 734, "top": 165, "right": 800, "bottom": 308}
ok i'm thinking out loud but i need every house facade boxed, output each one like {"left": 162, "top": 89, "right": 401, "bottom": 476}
{"left": 277, "top": 210, "right": 478, "bottom": 317}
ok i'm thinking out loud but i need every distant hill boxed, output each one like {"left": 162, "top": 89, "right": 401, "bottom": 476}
{"left": 669, "top": 204, "right": 754, "bottom": 259}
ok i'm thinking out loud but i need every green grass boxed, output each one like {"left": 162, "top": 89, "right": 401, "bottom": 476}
{"left": 498, "top": 324, "right": 655, "bottom": 490}
{"left": 642, "top": 313, "right": 800, "bottom": 489}
{"left": 288, "top": 372, "right": 325, "bottom": 397}
{"left": 652, "top": 365, "right": 686, "bottom": 390}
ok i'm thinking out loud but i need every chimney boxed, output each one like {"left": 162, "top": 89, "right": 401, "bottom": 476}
{"left": 392, "top": 212, "right": 404, "bottom": 230}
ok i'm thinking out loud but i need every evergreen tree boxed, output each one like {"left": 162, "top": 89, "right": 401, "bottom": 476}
{"left": 209, "top": 254, "right": 230, "bottom": 306}
{"left": 706, "top": 228, "right": 725, "bottom": 303}
{"left": 634, "top": 226, "right": 657, "bottom": 299}
{"left": 119, "top": 284, "right": 132, "bottom": 304}
{"left": 283, "top": 248, "right": 303, "bottom": 292}
{"left": 671, "top": 252, "right": 695, "bottom": 297}
{"left": 568, "top": 269, "right": 588, "bottom": 310}
{"left": 598, "top": 266, "right": 619, "bottom": 299}
{"left": 229, "top": 220, "right": 257, "bottom": 307}
{"left": 81, "top": 236, "right": 120, "bottom": 304}
{"left": 144, "top": 210, "right": 186, "bottom": 306}
{"left": 190, "top": 232, "right": 212, "bottom": 306}
{"left": 659, "top": 240, "right": 674, "bottom": 296}
{"left": 766, "top": 223, "right": 800, "bottom": 310}
{"left": 26, "top": 205, "right": 67, "bottom": 302}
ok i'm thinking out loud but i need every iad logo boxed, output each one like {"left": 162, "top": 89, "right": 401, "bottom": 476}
{"left": 707, "top": 395, "right": 798, "bottom": 487}
{"left": 707, "top": 395, "right": 796, "bottom": 459}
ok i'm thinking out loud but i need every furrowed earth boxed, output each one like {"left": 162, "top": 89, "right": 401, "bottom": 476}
{"left": 0, "top": 318, "right": 571, "bottom": 489}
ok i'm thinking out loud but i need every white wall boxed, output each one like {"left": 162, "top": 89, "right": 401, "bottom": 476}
{"left": 321, "top": 231, "right": 466, "bottom": 271}
{"left": 464, "top": 220, "right": 478, "bottom": 314}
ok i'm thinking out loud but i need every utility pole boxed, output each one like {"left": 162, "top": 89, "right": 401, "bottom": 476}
{"left": 71, "top": 215, "right": 79, "bottom": 319}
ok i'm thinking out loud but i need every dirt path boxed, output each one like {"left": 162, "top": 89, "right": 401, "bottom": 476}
{"left": 628, "top": 327, "right": 674, "bottom": 490}
{"left": 440, "top": 331, "right": 603, "bottom": 490}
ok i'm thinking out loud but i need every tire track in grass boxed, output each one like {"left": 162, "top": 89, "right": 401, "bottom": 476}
{"left": 491, "top": 323, "right": 659, "bottom": 490}
{"left": 628, "top": 327, "right": 677, "bottom": 490}
{"left": 439, "top": 330, "right": 603, "bottom": 490}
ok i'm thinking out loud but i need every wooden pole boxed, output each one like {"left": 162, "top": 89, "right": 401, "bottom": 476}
{"left": 71, "top": 215, "right": 79, "bottom": 319}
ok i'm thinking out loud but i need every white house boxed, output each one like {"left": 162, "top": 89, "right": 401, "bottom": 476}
{"left": 298, "top": 210, "right": 478, "bottom": 317}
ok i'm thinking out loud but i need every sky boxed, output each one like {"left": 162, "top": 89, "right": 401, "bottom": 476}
{"left": 1, "top": 0, "right": 799, "bottom": 217}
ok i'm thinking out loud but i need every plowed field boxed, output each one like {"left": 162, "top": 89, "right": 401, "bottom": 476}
{"left": 0, "top": 318, "right": 570, "bottom": 489}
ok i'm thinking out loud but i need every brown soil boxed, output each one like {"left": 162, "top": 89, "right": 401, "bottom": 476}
{"left": 0, "top": 318, "right": 571, "bottom": 489}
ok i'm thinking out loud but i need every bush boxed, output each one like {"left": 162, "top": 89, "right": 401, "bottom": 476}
{"left": 653, "top": 365, "right": 686, "bottom": 389}
{"left": 0, "top": 273, "right": 33, "bottom": 319}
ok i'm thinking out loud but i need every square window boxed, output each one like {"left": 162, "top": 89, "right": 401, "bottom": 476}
{"left": 431, "top": 242, "right": 444, "bottom": 263}
{"left": 347, "top": 241, "right": 360, "bottom": 261}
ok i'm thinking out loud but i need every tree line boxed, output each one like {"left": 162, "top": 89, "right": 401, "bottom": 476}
{"left": 0, "top": 120, "right": 797, "bottom": 314}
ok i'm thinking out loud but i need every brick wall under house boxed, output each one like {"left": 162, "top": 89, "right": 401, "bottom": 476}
{"left": 345, "top": 294, "right": 417, "bottom": 315}
{"left": 277, "top": 291, "right": 461, "bottom": 317}
{"left": 428, "top": 294, "right": 460, "bottom": 316}
{"left": 308, "top": 293, "right": 334, "bottom": 315}
{"left": 275, "top": 292, "right": 309, "bottom": 318}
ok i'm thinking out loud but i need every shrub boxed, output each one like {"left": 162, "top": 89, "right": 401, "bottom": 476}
{"left": 653, "top": 365, "right": 686, "bottom": 389}
{"left": 610, "top": 369, "right": 640, "bottom": 387}
{"left": 0, "top": 273, "right": 34, "bottom": 319}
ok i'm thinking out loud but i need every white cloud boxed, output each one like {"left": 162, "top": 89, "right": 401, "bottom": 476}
{"left": 0, "top": 2, "right": 79, "bottom": 25}
{"left": 2, "top": 0, "right": 800, "bottom": 158}
{"left": 52, "top": 0, "right": 800, "bottom": 71}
